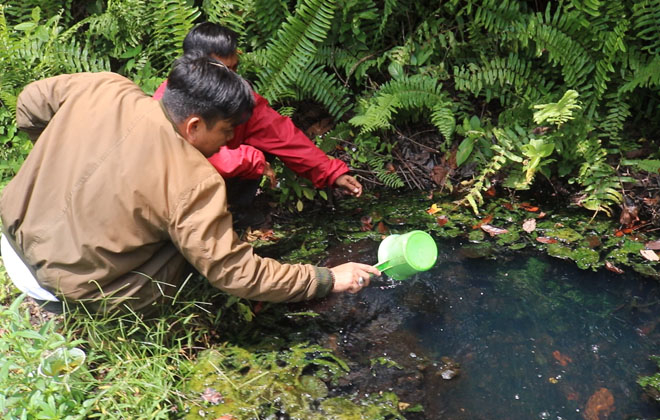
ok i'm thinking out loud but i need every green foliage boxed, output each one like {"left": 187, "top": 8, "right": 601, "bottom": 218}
{"left": 182, "top": 343, "right": 404, "bottom": 419}
{"left": 639, "top": 355, "right": 660, "bottom": 402}
{"left": 0, "top": 295, "right": 95, "bottom": 419}
{"left": 2, "top": 0, "right": 660, "bottom": 214}
{"left": 349, "top": 74, "right": 455, "bottom": 142}
{"left": 533, "top": 90, "right": 581, "bottom": 127}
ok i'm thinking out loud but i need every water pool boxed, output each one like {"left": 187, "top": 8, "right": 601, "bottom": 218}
{"left": 308, "top": 239, "right": 660, "bottom": 419}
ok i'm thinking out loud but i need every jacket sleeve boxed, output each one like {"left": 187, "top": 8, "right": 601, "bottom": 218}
{"left": 16, "top": 74, "right": 75, "bottom": 142}
{"left": 240, "top": 93, "right": 350, "bottom": 188}
{"left": 207, "top": 145, "right": 267, "bottom": 179}
{"left": 153, "top": 80, "right": 167, "bottom": 100}
{"left": 169, "top": 174, "right": 333, "bottom": 302}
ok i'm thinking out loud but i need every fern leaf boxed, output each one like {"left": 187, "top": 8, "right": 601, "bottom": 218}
{"left": 632, "top": 0, "right": 660, "bottom": 55}
{"left": 533, "top": 90, "right": 581, "bottom": 126}
{"left": 255, "top": 0, "right": 336, "bottom": 103}
{"left": 148, "top": 0, "right": 200, "bottom": 72}
{"left": 295, "top": 65, "right": 351, "bottom": 119}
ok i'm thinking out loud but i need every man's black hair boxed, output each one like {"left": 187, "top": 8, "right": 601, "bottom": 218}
{"left": 162, "top": 55, "right": 254, "bottom": 127}
{"left": 182, "top": 22, "right": 238, "bottom": 57}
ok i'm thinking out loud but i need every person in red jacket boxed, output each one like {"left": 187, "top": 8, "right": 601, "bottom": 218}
{"left": 153, "top": 23, "right": 362, "bottom": 221}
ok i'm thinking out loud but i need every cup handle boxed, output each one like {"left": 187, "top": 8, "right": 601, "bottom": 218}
{"left": 375, "top": 260, "right": 391, "bottom": 271}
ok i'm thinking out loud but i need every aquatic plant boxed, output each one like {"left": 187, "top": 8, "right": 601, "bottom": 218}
{"left": 181, "top": 343, "right": 404, "bottom": 419}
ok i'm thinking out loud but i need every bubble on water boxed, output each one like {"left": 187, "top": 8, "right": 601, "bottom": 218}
{"left": 514, "top": 394, "right": 520, "bottom": 400}
{"left": 539, "top": 411, "right": 550, "bottom": 419}
{"left": 591, "top": 344, "right": 599, "bottom": 353}
{"left": 409, "top": 352, "right": 417, "bottom": 358}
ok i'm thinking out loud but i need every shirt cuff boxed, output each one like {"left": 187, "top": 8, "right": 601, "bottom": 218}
{"left": 313, "top": 267, "right": 334, "bottom": 298}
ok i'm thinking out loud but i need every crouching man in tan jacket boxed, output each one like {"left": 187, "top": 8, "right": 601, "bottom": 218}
{"left": 0, "top": 56, "right": 379, "bottom": 315}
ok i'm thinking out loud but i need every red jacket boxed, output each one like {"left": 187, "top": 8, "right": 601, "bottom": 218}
{"left": 153, "top": 81, "right": 348, "bottom": 188}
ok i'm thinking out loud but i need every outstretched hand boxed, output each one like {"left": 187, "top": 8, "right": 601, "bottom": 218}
{"left": 262, "top": 162, "right": 278, "bottom": 189}
{"left": 330, "top": 262, "right": 380, "bottom": 294}
{"left": 334, "top": 174, "right": 363, "bottom": 197}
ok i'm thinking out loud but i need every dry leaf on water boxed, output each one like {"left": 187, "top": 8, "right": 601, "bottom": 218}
{"left": 377, "top": 221, "right": 389, "bottom": 234}
{"left": 536, "top": 236, "right": 557, "bottom": 244}
{"left": 640, "top": 249, "right": 660, "bottom": 261}
{"left": 480, "top": 224, "right": 508, "bottom": 236}
{"left": 522, "top": 218, "right": 536, "bottom": 233}
{"left": 584, "top": 388, "right": 615, "bottom": 420}
{"left": 646, "top": 240, "right": 660, "bottom": 250}
{"left": 426, "top": 204, "right": 441, "bottom": 215}
{"left": 244, "top": 228, "right": 277, "bottom": 243}
{"left": 605, "top": 261, "right": 624, "bottom": 274}
{"left": 436, "top": 215, "right": 449, "bottom": 226}
{"left": 360, "top": 216, "right": 373, "bottom": 231}
{"left": 552, "top": 350, "right": 572, "bottom": 366}
{"left": 473, "top": 214, "right": 493, "bottom": 229}
{"left": 201, "top": 387, "right": 224, "bottom": 405}
{"left": 520, "top": 202, "right": 539, "bottom": 212}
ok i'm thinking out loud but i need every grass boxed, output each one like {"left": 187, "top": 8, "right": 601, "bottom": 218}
{"left": 0, "top": 259, "right": 406, "bottom": 419}
{"left": 0, "top": 263, "right": 248, "bottom": 419}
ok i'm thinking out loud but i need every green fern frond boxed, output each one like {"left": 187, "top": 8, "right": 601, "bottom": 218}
{"left": 255, "top": 0, "right": 336, "bottom": 103}
{"left": 453, "top": 53, "right": 550, "bottom": 105}
{"left": 597, "top": 91, "right": 631, "bottom": 143}
{"left": 632, "top": 0, "right": 660, "bottom": 55}
{"left": 379, "top": 0, "right": 397, "bottom": 34}
{"left": 528, "top": 5, "right": 594, "bottom": 90}
{"left": 85, "top": 0, "right": 148, "bottom": 58}
{"left": 569, "top": 135, "right": 626, "bottom": 216}
{"left": 469, "top": 0, "right": 525, "bottom": 38}
{"left": 621, "top": 55, "right": 660, "bottom": 92}
{"left": 248, "top": 0, "right": 290, "bottom": 49}
{"left": 56, "top": 38, "right": 111, "bottom": 73}
{"left": 148, "top": 0, "right": 200, "bottom": 72}
{"left": 295, "top": 65, "right": 351, "bottom": 119}
{"left": 366, "top": 154, "right": 404, "bottom": 188}
{"left": 430, "top": 105, "right": 455, "bottom": 142}
{"left": 576, "top": 160, "right": 622, "bottom": 217}
{"left": 202, "top": 0, "right": 253, "bottom": 36}
{"left": 533, "top": 90, "right": 581, "bottom": 126}
{"left": 350, "top": 75, "right": 453, "bottom": 142}
{"left": 569, "top": 0, "right": 602, "bottom": 17}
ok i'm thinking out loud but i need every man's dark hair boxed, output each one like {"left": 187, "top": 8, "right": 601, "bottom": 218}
{"left": 182, "top": 22, "right": 238, "bottom": 57}
{"left": 162, "top": 55, "right": 254, "bottom": 127}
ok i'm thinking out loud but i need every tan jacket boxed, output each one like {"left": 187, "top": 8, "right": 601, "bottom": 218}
{"left": 0, "top": 72, "right": 331, "bottom": 308}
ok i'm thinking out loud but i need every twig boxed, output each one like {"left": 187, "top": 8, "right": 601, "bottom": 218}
{"left": 396, "top": 128, "right": 442, "bottom": 153}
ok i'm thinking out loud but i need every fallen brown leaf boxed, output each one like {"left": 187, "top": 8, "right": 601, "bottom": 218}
{"left": 201, "top": 387, "right": 224, "bottom": 405}
{"left": 360, "top": 216, "right": 373, "bottom": 232}
{"left": 605, "top": 261, "right": 624, "bottom": 274}
{"left": 426, "top": 204, "right": 441, "bottom": 215}
{"left": 377, "top": 221, "right": 389, "bottom": 234}
{"left": 584, "top": 388, "right": 614, "bottom": 420}
{"left": 436, "top": 215, "right": 449, "bottom": 226}
{"left": 480, "top": 224, "right": 508, "bottom": 236}
{"left": 552, "top": 350, "right": 572, "bottom": 366}
{"left": 646, "top": 240, "right": 660, "bottom": 250}
{"left": 640, "top": 249, "right": 660, "bottom": 261}
{"left": 536, "top": 237, "right": 557, "bottom": 244}
{"left": 522, "top": 219, "right": 536, "bottom": 233}
{"left": 473, "top": 214, "right": 493, "bottom": 230}
{"left": 643, "top": 197, "right": 659, "bottom": 206}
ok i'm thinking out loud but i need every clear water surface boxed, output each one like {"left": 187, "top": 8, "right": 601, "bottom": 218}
{"left": 312, "top": 239, "right": 660, "bottom": 420}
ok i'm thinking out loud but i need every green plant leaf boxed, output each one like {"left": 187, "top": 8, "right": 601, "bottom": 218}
{"left": 456, "top": 137, "right": 475, "bottom": 167}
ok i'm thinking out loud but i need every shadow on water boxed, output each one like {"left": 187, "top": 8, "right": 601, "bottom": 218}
{"left": 295, "top": 238, "right": 660, "bottom": 420}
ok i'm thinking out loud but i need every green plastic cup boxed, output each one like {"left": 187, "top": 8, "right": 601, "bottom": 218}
{"left": 376, "top": 230, "right": 438, "bottom": 280}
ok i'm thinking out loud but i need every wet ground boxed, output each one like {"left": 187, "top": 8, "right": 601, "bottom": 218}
{"left": 292, "top": 238, "right": 660, "bottom": 419}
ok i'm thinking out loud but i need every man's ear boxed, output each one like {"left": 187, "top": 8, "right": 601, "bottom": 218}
{"left": 181, "top": 115, "right": 202, "bottom": 141}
